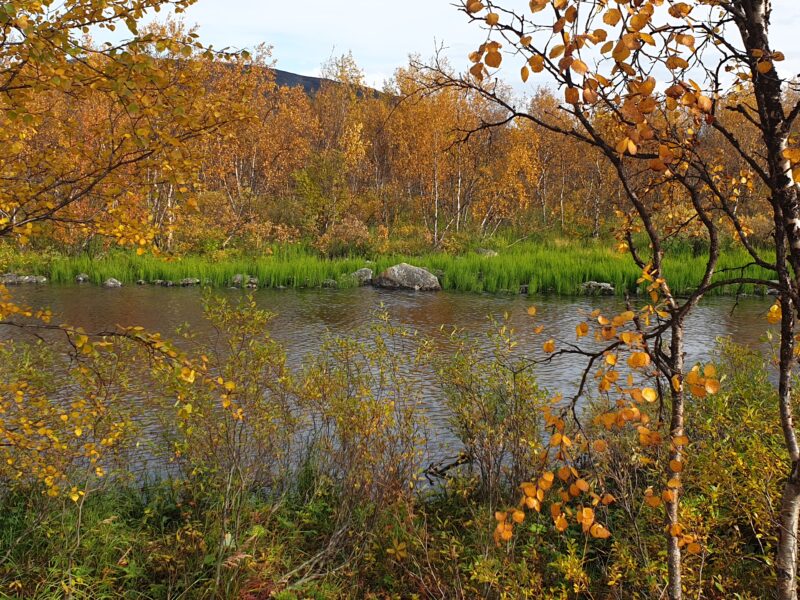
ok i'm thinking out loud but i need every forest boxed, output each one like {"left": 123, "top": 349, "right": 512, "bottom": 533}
{"left": 2, "top": 0, "right": 800, "bottom": 599}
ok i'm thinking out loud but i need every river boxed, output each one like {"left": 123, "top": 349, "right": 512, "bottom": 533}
{"left": 3, "top": 285, "right": 774, "bottom": 464}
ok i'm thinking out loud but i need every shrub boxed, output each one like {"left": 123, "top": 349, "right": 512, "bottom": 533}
{"left": 314, "top": 216, "right": 373, "bottom": 258}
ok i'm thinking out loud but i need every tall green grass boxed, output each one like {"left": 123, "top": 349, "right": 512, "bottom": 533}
{"left": 6, "top": 240, "right": 777, "bottom": 296}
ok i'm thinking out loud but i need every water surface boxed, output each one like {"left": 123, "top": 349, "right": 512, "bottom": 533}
{"left": 5, "top": 286, "right": 773, "bottom": 462}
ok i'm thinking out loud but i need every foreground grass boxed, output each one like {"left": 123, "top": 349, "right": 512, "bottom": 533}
{"left": 0, "top": 343, "right": 783, "bottom": 599}
{"left": 2, "top": 239, "right": 777, "bottom": 295}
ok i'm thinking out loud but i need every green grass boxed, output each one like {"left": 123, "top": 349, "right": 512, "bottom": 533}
{"left": 2, "top": 240, "right": 778, "bottom": 296}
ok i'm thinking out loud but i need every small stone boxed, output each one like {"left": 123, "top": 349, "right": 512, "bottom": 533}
{"left": 103, "top": 278, "right": 122, "bottom": 288}
{"left": 180, "top": 278, "right": 201, "bottom": 287}
{"left": 322, "top": 279, "right": 338, "bottom": 289}
{"left": 75, "top": 273, "right": 90, "bottom": 283}
{"left": 351, "top": 268, "right": 373, "bottom": 286}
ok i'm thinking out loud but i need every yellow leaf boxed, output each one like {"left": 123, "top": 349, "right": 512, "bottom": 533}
{"left": 555, "top": 513, "right": 569, "bottom": 531}
{"left": 485, "top": 51, "right": 502, "bottom": 68}
{"left": 543, "top": 339, "right": 556, "bottom": 353}
{"left": 529, "top": 54, "right": 545, "bottom": 73}
{"left": 486, "top": 12, "right": 500, "bottom": 26}
{"left": 603, "top": 8, "right": 622, "bottom": 26}
{"left": 590, "top": 522, "right": 611, "bottom": 539}
{"left": 571, "top": 59, "right": 589, "bottom": 75}
{"left": 565, "top": 87, "right": 580, "bottom": 104}
{"left": 642, "top": 388, "right": 657, "bottom": 403}
{"left": 628, "top": 352, "right": 651, "bottom": 369}
{"left": 669, "top": 459, "right": 684, "bottom": 473}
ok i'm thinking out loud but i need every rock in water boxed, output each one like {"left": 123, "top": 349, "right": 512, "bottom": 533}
{"left": 75, "top": 273, "right": 90, "bottom": 283}
{"left": 231, "top": 274, "right": 247, "bottom": 288}
{"left": 351, "top": 268, "right": 373, "bottom": 286}
{"left": 103, "top": 278, "right": 122, "bottom": 288}
{"left": 373, "top": 263, "right": 441, "bottom": 291}
{"left": 581, "top": 281, "right": 615, "bottom": 296}
{"left": 180, "top": 278, "right": 201, "bottom": 287}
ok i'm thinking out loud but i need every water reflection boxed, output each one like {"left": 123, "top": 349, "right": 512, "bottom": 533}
{"left": 4, "top": 286, "right": 773, "bottom": 458}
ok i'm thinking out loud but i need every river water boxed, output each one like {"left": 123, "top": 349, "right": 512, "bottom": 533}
{"left": 3, "top": 286, "right": 774, "bottom": 463}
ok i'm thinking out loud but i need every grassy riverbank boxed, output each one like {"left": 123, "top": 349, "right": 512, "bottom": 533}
{"left": 1, "top": 240, "right": 777, "bottom": 295}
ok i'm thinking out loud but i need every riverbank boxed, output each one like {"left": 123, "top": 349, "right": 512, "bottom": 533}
{"left": 0, "top": 240, "right": 777, "bottom": 296}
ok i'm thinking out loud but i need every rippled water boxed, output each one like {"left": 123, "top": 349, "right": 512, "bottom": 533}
{"left": 5, "top": 286, "right": 773, "bottom": 462}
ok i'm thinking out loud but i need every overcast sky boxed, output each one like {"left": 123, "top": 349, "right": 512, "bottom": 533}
{"left": 165, "top": 0, "right": 800, "bottom": 90}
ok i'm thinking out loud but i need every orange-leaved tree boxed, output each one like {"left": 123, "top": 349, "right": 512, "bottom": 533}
{"left": 437, "top": 0, "right": 800, "bottom": 598}
{"left": 0, "top": 2, "right": 254, "bottom": 500}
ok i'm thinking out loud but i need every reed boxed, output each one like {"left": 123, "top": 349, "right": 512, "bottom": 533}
{"left": 8, "top": 241, "right": 777, "bottom": 296}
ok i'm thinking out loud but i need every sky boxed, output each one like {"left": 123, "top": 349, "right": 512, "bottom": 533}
{"left": 160, "top": 0, "right": 800, "bottom": 91}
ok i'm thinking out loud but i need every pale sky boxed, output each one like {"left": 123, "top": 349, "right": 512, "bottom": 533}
{"left": 164, "top": 0, "right": 800, "bottom": 90}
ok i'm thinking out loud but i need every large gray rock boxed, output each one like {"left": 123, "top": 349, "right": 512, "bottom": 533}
{"left": 103, "top": 278, "right": 122, "bottom": 288}
{"left": 351, "top": 268, "right": 374, "bottom": 286}
{"left": 581, "top": 281, "right": 615, "bottom": 296}
{"left": 373, "top": 263, "right": 441, "bottom": 291}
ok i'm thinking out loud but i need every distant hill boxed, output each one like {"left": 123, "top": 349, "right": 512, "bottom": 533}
{"left": 272, "top": 69, "right": 330, "bottom": 94}
{"left": 271, "top": 68, "right": 382, "bottom": 98}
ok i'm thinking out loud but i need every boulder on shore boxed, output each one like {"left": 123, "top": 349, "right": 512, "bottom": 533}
{"left": 5, "top": 274, "right": 45, "bottom": 285}
{"left": 351, "top": 268, "right": 373, "bottom": 286}
{"left": 581, "top": 281, "right": 615, "bottom": 296}
{"left": 1, "top": 273, "right": 47, "bottom": 285}
{"left": 180, "top": 278, "right": 201, "bottom": 287}
{"left": 373, "top": 263, "right": 441, "bottom": 291}
{"left": 103, "top": 278, "right": 122, "bottom": 288}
